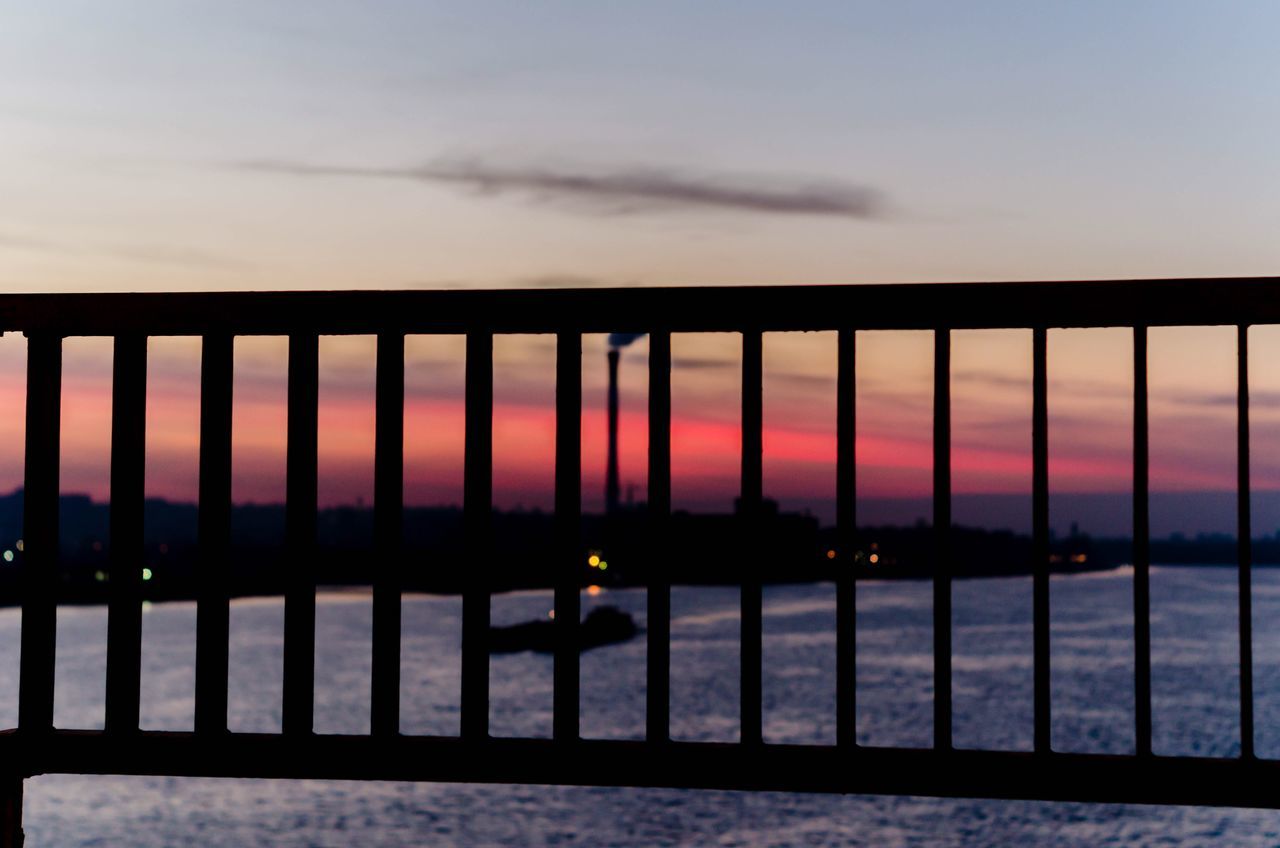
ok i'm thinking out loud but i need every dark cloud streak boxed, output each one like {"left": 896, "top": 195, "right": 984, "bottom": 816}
{"left": 243, "top": 158, "right": 886, "bottom": 219}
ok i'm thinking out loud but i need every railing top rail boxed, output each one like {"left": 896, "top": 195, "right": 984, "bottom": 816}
{"left": 1, "top": 276, "right": 1278, "bottom": 335}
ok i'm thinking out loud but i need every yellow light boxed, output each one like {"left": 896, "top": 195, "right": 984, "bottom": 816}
{"left": 588, "top": 555, "right": 600, "bottom": 567}
{"left": 598, "top": 561, "right": 608, "bottom": 571}
{"left": 586, "top": 585, "right": 602, "bottom": 596}
{"left": 142, "top": 567, "right": 153, "bottom": 581}
{"left": 869, "top": 553, "right": 880, "bottom": 564}
{"left": 826, "top": 549, "right": 836, "bottom": 560}
{"left": 14, "top": 539, "right": 22, "bottom": 552}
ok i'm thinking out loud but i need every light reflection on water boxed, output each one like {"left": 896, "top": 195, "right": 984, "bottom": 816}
{"left": 8, "top": 566, "right": 1280, "bottom": 845}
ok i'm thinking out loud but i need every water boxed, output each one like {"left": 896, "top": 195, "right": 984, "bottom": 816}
{"left": 14, "top": 566, "right": 1280, "bottom": 845}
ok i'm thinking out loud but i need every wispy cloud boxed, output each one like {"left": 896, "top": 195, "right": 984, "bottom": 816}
{"left": 953, "top": 369, "right": 1030, "bottom": 391}
{"left": 1165, "top": 390, "right": 1280, "bottom": 409}
{"left": 768, "top": 370, "right": 835, "bottom": 389}
{"left": 241, "top": 158, "right": 887, "bottom": 219}
{"left": 100, "top": 244, "right": 248, "bottom": 272}
{"left": 672, "top": 357, "right": 735, "bottom": 371}
{"left": 515, "top": 274, "right": 640, "bottom": 289}
{"left": 955, "top": 369, "right": 1143, "bottom": 402}
{"left": 0, "top": 230, "right": 247, "bottom": 272}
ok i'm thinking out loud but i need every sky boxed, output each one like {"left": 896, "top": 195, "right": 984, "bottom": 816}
{"left": 2, "top": 2, "right": 1280, "bottom": 535}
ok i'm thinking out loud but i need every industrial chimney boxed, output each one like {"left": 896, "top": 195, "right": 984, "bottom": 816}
{"left": 606, "top": 348, "right": 621, "bottom": 515}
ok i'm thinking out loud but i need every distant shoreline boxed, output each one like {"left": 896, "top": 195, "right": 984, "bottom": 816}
{"left": 0, "top": 562, "right": 1257, "bottom": 611}
{"left": 0, "top": 489, "right": 1271, "bottom": 608}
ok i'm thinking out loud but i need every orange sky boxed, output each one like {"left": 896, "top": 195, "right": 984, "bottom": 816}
{"left": 1, "top": 324, "right": 1277, "bottom": 532}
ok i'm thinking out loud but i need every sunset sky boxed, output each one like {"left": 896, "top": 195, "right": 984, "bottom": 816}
{"left": 2, "top": 2, "right": 1280, "bottom": 535}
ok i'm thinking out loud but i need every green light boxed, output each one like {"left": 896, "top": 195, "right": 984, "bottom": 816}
{"left": 598, "top": 561, "right": 608, "bottom": 571}
{"left": 142, "top": 567, "right": 153, "bottom": 581}
{"left": 94, "top": 570, "right": 106, "bottom": 582}
{"left": 1, "top": 551, "right": 11, "bottom": 563}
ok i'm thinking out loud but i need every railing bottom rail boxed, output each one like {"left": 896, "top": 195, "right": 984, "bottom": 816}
{"left": 3, "top": 732, "right": 1279, "bottom": 810}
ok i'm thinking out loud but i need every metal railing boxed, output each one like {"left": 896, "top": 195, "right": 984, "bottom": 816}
{"left": 2, "top": 277, "right": 1280, "bottom": 842}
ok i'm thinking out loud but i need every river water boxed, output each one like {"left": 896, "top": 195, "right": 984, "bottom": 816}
{"left": 9, "top": 565, "right": 1280, "bottom": 845}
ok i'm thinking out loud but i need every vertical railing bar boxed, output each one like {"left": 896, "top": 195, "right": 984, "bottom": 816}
{"left": 371, "top": 331, "right": 405, "bottom": 737}
{"left": 461, "top": 330, "right": 493, "bottom": 742}
{"left": 646, "top": 331, "right": 672, "bottom": 744}
{"left": 1032, "top": 327, "right": 1051, "bottom": 753}
{"left": 1133, "top": 325, "right": 1152, "bottom": 757}
{"left": 282, "top": 332, "right": 318, "bottom": 736}
{"left": 835, "top": 328, "right": 857, "bottom": 749}
{"left": 195, "top": 333, "right": 233, "bottom": 736}
{"left": 740, "top": 329, "right": 764, "bottom": 746}
{"left": 933, "top": 327, "right": 952, "bottom": 751}
{"left": 553, "top": 331, "right": 582, "bottom": 743}
{"left": 19, "top": 334, "right": 61, "bottom": 734}
{"left": 104, "top": 334, "right": 147, "bottom": 734}
{"left": 1, "top": 775, "right": 22, "bottom": 848}
{"left": 1238, "top": 323, "right": 1254, "bottom": 759}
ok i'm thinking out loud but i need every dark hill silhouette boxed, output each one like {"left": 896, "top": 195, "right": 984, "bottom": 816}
{"left": 0, "top": 488, "right": 1262, "bottom": 606}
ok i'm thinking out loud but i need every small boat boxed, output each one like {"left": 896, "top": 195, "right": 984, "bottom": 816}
{"left": 489, "top": 605, "right": 639, "bottom": 654}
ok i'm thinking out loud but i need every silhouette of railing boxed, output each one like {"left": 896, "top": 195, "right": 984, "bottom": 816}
{"left": 2, "top": 278, "right": 1280, "bottom": 843}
